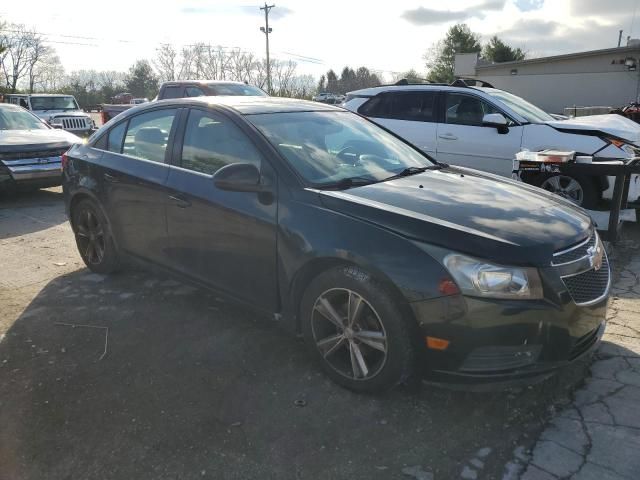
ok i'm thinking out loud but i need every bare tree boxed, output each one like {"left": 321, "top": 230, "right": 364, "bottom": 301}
{"left": 1, "top": 24, "right": 34, "bottom": 92}
{"left": 153, "top": 44, "right": 178, "bottom": 82}
{"left": 26, "top": 34, "right": 51, "bottom": 93}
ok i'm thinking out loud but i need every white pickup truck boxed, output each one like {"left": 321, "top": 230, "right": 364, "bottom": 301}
{"left": 4, "top": 94, "right": 96, "bottom": 137}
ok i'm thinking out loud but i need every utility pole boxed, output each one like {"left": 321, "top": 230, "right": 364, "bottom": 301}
{"left": 260, "top": 3, "right": 275, "bottom": 94}
{"left": 618, "top": 29, "right": 624, "bottom": 47}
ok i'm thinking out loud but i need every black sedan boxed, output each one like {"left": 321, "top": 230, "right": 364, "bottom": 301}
{"left": 62, "top": 97, "right": 609, "bottom": 392}
{"left": 0, "top": 103, "right": 80, "bottom": 193}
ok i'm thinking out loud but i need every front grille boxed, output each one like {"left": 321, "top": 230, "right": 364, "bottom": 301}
{"left": 553, "top": 235, "right": 596, "bottom": 265}
{"left": 61, "top": 117, "right": 87, "bottom": 130}
{"left": 554, "top": 232, "right": 611, "bottom": 306}
{"left": 459, "top": 345, "right": 542, "bottom": 373}
{"left": 563, "top": 254, "right": 610, "bottom": 304}
{"left": 569, "top": 326, "right": 600, "bottom": 360}
{"left": 0, "top": 148, "right": 67, "bottom": 161}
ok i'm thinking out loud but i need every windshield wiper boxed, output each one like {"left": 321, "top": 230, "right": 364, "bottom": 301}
{"left": 383, "top": 164, "right": 446, "bottom": 181}
{"left": 317, "top": 176, "right": 379, "bottom": 190}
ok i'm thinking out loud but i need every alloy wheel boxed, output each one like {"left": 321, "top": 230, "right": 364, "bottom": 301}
{"left": 540, "top": 175, "right": 584, "bottom": 205}
{"left": 311, "top": 288, "right": 388, "bottom": 381}
{"left": 75, "top": 208, "right": 106, "bottom": 265}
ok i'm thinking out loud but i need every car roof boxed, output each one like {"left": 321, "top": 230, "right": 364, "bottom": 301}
{"left": 161, "top": 80, "right": 252, "bottom": 87}
{"left": 154, "top": 96, "right": 345, "bottom": 115}
{"left": 0, "top": 103, "right": 23, "bottom": 110}
{"left": 347, "top": 84, "right": 488, "bottom": 97}
{"left": 6, "top": 93, "right": 74, "bottom": 97}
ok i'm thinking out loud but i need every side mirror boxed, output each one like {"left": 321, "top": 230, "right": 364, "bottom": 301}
{"left": 213, "top": 163, "right": 263, "bottom": 192}
{"left": 482, "top": 113, "right": 509, "bottom": 134}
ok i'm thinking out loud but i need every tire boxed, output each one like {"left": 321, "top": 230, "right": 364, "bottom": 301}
{"left": 535, "top": 173, "right": 600, "bottom": 209}
{"left": 71, "top": 199, "right": 120, "bottom": 274}
{"left": 300, "top": 265, "right": 418, "bottom": 393}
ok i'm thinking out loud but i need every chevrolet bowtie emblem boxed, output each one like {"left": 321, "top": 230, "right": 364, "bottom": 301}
{"left": 587, "top": 244, "right": 603, "bottom": 271}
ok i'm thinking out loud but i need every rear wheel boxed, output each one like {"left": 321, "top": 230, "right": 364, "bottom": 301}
{"left": 72, "top": 199, "right": 120, "bottom": 274}
{"left": 537, "top": 174, "right": 600, "bottom": 209}
{"left": 301, "top": 265, "right": 418, "bottom": 393}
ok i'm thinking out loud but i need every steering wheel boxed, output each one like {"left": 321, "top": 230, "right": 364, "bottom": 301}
{"left": 336, "top": 145, "right": 360, "bottom": 165}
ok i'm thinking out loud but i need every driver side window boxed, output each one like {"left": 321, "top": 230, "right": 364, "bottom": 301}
{"left": 445, "top": 94, "right": 505, "bottom": 127}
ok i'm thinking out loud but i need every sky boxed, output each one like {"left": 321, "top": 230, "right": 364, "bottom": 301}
{"left": 1, "top": 0, "right": 639, "bottom": 80}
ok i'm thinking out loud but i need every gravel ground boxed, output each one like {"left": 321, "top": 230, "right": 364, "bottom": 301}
{"left": 0, "top": 187, "right": 637, "bottom": 480}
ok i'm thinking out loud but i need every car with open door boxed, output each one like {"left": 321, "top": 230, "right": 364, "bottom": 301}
{"left": 63, "top": 97, "right": 609, "bottom": 393}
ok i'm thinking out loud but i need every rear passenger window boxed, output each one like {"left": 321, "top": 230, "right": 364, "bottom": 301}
{"left": 185, "top": 87, "right": 205, "bottom": 97}
{"left": 122, "top": 109, "right": 177, "bottom": 163}
{"left": 162, "top": 86, "right": 182, "bottom": 99}
{"left": 181, "top": 109, "right": 262, "bottom": 175}
{"left": 359, "top": 92, "right": 437, "bottom": 122}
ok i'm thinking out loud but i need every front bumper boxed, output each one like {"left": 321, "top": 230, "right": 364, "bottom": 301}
{"left": 0, "top": 156, "right": 62, "bottom": 190}
{"left": 410, "top": 293, "right": 608, "bottom": 388}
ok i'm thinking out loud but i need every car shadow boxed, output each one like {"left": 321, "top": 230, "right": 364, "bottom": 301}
{"left": 0, "top": 187, "right": 67, "bottom": 239}
{"left": 0, "top": 267, "right": 603, "bottom": 480}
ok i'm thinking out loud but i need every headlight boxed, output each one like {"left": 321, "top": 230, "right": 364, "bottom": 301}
{"left": 49, "top": 117, "right": 62, "bottom": 125}
{"left": 604, "top": 136, "right": 639, "bottom": 156}
{"left": 443, "top": 254, "right": 543, "bottom": 299}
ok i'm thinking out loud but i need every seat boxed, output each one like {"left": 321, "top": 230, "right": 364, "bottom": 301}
{"left": 456, "top": 98, "right": 484, "bottom": 125}
{"left": 134, "top": 127, "right": 167, "bottom": 161}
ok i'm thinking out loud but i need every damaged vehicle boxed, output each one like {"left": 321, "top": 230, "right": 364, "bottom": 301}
{"left": 0, "top": 103, "right": 80, "bottom": 193}
{"left": 344, "top": 82, "right": 640, "bottom": 208}
{"left": 63, "top": 97, "right": 609, "bottom": 392}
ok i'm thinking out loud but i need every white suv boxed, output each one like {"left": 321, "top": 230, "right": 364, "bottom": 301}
{"left": 344, "top": 81, "right": 640, "bottom": 208}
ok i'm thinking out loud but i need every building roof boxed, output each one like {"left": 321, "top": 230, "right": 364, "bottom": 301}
{"left": 476, "top": 45, "right": 640, "bottom": 70}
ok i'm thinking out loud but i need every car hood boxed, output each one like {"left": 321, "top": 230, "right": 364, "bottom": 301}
{"left": 0, "top": 129, "right": 81, "bottom": 153}
{"left": 316, "top": 167, "right": 592, "bottom": 266}
{"left": 545, "top": 114, "right": 640, "bottom": 144}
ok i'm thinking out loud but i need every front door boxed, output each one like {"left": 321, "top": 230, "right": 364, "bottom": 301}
{"left": 165, "top": 107, "right": 278, "bottom": 311}
{"left": 436, "top": 93, "right": 523, "bottom": 176}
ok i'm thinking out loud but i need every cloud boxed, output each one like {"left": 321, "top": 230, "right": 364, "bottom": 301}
{"left": 513, "top": 0, "right": 544, "bottom": 12}
{"left": 496, "top": 19, "right": 622, "bottom": 57}
{"left": 570, "top": 0, "right": 637, "bottom": 16}
{"left": 181, "top": 5, "right": 293, "bottom": 20}
{"left": 400, "top": 7, "right": 471, "bottom": 26}
{"left": 401, "top": 0, "right": 506, "bottom": 26}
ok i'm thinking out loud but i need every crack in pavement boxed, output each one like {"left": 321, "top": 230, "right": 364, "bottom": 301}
{"left": 505, "top": 232, "right": 640, "bottom": 480}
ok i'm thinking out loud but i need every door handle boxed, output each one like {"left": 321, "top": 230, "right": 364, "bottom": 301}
{"left": 103, "top": 173, "right": 119, "bottom": 183}
{"left": 438, "top": 133, "right": 458, "bottom": 140}
{"left": 168, "top": 194, "right": 192, "bottom": 208}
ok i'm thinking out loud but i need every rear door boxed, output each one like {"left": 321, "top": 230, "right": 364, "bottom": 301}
{"left": 359, "top": 91, "right": 439, "bottom": 155}
{"left": 165, "top": 107, "right": 278, "bottom": 310}
{"left": 96, "top": 107, "right": 180, "bottom": 263}
{"left": 435, "top": 92, "right": 524, "bottom": 176}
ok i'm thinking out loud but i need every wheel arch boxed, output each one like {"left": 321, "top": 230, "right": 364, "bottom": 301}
{"left": 288, "top": 255, "right": 416, "bottom": 335}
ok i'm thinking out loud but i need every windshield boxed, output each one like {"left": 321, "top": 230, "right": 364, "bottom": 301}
{"left": 208, "top": 84, "right": 267, "bottom": 96}
{"left": 29, "top": 96, "right": 79, "bottom": 111}
{"left": 249, "top": 111, "right": 434, "bottom": 187}
{"left": 486, "top": 89, "right": 554, "bottom": 123}
{"left": 0, "top": 107, "right": 48, "bottom": 130}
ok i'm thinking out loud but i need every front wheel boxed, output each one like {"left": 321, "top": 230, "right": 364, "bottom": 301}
{"left": 72, "top": 199, "right": 120, "bottom": 274}
{"left": 301, "top": 266, "right": 418, "bottom": 393}
{"left": 536, "top": 174, "right": 600, "bottom": 209}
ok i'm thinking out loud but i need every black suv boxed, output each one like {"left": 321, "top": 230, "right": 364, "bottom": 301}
{"left": 62, "top": 97, "right": 609, "bottom": 392}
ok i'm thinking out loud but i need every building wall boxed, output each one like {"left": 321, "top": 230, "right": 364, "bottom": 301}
{"left": 474, "top": 49, "right": 640, "bottom": 114}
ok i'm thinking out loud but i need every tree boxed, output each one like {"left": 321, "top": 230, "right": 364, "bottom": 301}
{"left": 393, "top": 69, "right": 424, "bottom": 83}
{"left": 125, "top": 60, "right": 159, "bottom": 99}
{"left": 153, "top": 44, "right": 178, "bottom": 83}
{"left": 339, "top": 66, "right": 356, "bottom": 93}
{"left": 1, "top": 24, "right": 34, "bottom": 92}
{"left": 317, "top": 74, "right": 326, "bottom": 93}
{"left": 482, "top": 36, "right": 525, "bottom": 63}
{"left": 425, "top": 23, "right": 481, "bottom": 83}
{"left": 326, "top": 69, "right": 338, "bottom": 93}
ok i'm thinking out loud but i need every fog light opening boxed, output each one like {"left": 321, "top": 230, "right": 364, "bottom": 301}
{"left": 438, "top": 278, "right": 460, "bottom": 296}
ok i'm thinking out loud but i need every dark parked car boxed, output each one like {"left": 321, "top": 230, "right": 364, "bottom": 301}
{"left": 100, "top": 80, "right": 268, "bottom": 123}
{"left": 0, "top": 103, "right": 80, "bottom": 193}
{"left": 62, "top": 97, "right": 610, "bottom": 392}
